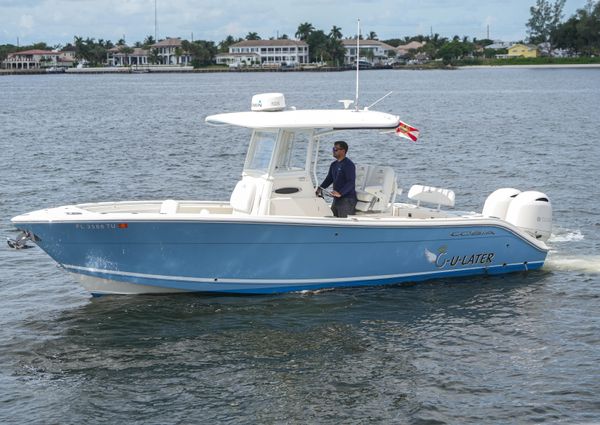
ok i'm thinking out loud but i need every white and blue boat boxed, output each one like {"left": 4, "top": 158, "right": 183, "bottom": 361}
{"left": 9, "top": 92, "right": 552, "bottom": 295}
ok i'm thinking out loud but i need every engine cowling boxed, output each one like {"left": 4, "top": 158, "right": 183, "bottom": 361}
{"left": 482, "top": 188, "right": 521, "bottom": 220}
{"left": 504, "top": 191, "right": 552, "bottom": 242}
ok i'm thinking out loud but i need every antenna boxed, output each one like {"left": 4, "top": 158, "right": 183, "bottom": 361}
{"left": 154, "top": 0, "right": 158, "bottom": 41}
{"left": 366, "top": 91, "right": 393, "bottom": 110}
{"left": 355, "top": 19, "right": 360, "bottom": 111}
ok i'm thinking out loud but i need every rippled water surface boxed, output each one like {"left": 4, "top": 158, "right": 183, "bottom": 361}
{"left": 1, "top": 69, "right": 599, "bottom": 424}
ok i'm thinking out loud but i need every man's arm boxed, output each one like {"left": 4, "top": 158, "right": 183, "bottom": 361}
{"left": 320, "top": 163, "right": 333, "bottom": 189}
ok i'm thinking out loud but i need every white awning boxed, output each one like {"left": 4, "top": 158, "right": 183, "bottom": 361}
{"left": 205, "top": 109, "right": 401, "bottom": 130}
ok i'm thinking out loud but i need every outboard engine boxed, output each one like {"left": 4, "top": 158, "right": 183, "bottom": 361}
{"left": 482, "top": 188, "right": 521, "bottom": 220}
{"left": 505, "top": 191, "right": 552, "bottom": 242}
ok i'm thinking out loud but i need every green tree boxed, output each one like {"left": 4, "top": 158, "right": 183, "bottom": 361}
{"left": 329, "top": 25, "right": 343, "bottom": 40}
{"left": 527, "top": 0, "right": 566, "bottom": 44}
{"left": 437, "top": 40, "right": 463, "bottom": 65}
{"left": 174, "top": 46, "right": 183, "bottom": 64}
{"left": 182, "top": 40, "right": 217, "bottom": 68}
{"left": 306, "top": 29, "right": 328, "bottom": 62}
{"left": 295, "top": 22, "right": 314, "bottom": 41}
{"left": 327, "top": 37, "right": 345, "bottom": 66}
{"left": 218, "top": 35, "right": 240, "bottom": 53}
{"left": 553, "top": 0, "right": 600, "bottom": 54}
{"left": 73, "top": 36, "right": 109, "bottom": 66}
{"left": 148, "top": 48, "right": 160, "bottom": 64}
{"left": 245, "top": 32, "right": 261, "bottom": 40}
{"left": 143, "top": 35, "right": 156, "bottom": 48}
{"left": 368, "top": 31, "right": 378, "bottom": 40}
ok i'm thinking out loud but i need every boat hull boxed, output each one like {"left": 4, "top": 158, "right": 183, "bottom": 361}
{"left": 13, "top": 217, "right": 548, "bottom": 295}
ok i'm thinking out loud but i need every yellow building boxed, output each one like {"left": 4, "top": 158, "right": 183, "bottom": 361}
{"left": 507, "top": 44, "right": 540, "bottom": 58}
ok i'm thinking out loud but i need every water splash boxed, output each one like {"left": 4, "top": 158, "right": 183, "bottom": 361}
{"left": 548, "top": 229, "right": 585, "bottom": 243}
{"left": 545, "top": 253, "right": 600, "bottom": 274}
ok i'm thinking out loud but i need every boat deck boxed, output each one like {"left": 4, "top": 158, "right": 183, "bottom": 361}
{"left": 73, "top": 200, "right": 476, "bottom": 221}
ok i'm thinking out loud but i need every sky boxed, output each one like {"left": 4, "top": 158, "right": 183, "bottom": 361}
{"left": 0, "top": 0, "right": 591, "bottom": 47}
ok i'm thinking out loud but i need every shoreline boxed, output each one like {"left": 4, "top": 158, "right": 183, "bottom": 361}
{"left": 458, "top": 63, "right": 600, "bottom": 69}
{"left": 2, "top": 63, "right": 600, "bottom": 76}
{"left": 0, "top": 65, "right": 351, "bottom": 75}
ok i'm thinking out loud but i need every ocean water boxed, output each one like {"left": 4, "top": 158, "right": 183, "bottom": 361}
{"left": 1, "top": 69, "right": 599, "bottom": 424}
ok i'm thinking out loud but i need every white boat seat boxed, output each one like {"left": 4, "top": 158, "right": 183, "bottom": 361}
{"left": 159, "top": 199, "right": 178, "bottom": 214}
{"left": 355, "top": 164, "right": 398, "bottom": 212}
{"left": 356, "top": 189, "right": 377, "bottom": 211}
{"left": 407, "top": 184, "right": 455, "bottom": 209}
{"left": 230, "top": 180, "right": 256, "bottom": 214}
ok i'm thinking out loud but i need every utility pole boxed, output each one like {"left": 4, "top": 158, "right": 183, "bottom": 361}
{"left": 487, "top": 24, "right": 490, "bottom": 40}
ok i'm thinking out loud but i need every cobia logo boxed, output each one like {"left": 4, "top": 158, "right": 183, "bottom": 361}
{"left": 425, "top": 246, "right": 495, "bottom": 268}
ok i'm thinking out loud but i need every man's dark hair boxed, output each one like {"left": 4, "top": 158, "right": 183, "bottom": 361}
{"left": 334, "top": 141, "right": 348, "bottom": 152}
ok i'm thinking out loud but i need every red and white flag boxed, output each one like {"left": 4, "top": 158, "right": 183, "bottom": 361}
{"left": 395, "top": 121, "right": 420, "bottom": 142}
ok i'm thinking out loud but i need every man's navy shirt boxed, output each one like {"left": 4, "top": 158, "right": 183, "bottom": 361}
{"left": 320, "top": 157, "right": 357, "bottom": 199}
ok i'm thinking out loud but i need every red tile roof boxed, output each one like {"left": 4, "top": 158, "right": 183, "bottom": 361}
{"left": 11, "top": 49, "right": 57, "bottom": 56}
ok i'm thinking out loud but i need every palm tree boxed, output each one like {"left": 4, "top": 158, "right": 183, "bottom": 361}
{"left": 143, "top": 35, "right": 156, "bottom": 48}
{"left": 329, "top": 26, "right": 343, "bottom": 40}
{"left": 295, "top": 22, "right": 314, "bottom": 41}
{"left": 148, "top": 48, "right": 160, "bottom": 64}
{"left": 368, "top": 31, "right": 378, "bottom": 40}
{"left": 218, "top": 35, "right": 237, "bottom": 53}
{"left": 174, "top": 46, "right": 183, "bottom": 64}
{"left": 246, "top": 32, "right": 261, "bottom": 40}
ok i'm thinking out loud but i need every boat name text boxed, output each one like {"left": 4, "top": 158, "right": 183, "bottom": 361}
{"left": 436, "top": 252, "right": 495, "bottom": 268}
{"left": 450, "top": 230, "right": 496, "bottom": 237}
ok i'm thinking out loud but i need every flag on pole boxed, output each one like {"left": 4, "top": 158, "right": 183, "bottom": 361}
{"left": 395, "top": 121, "right": 420, "bottom": 142}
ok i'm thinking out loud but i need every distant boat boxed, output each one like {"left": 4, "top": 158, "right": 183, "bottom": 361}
{"left": 353, "top": 60, "right": 373, "bottom": 69}
{"left": 9, "top": 92, "right": 552, "bottom": 295}
{"left": 45, "top": 66, "right": 65, "bottom": 74}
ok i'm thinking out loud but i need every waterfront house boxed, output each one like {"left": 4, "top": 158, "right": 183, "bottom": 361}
{"left": 342, "top": 39, "right": 396, "bottom": 65}
{"left": 215, "top": 52, "right": 261, "bottom": 67}
{"left": 152, "top": 37, "right": 192, "bottom": 65}
{"left": 106, "top": 47, "right": 149, "bottom": 66}
{"left": 395, "top": 41, "right": 426, "bottom": 59}
{"left": 507, "top": 44, "right": 540, "bottom": 58}
{"left": 485, "top": 41, "right": 514, "bottom": 50}
{"left": 221, "top": 40, "right": 309, "bottom": 67}
{"left": 1, "top": 49, "right": 74, "bottom": 70}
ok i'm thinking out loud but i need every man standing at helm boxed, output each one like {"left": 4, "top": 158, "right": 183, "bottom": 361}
{"left": 316, "top": 141, "right": 357, "bottom": 218}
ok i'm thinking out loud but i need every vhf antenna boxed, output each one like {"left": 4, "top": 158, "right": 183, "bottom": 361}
{"left": 355, "top": 18, "right": 360, "bottom": 111}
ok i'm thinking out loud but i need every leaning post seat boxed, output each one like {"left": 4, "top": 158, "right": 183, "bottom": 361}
{"left": 355, "top": 164, "right": 399, "bottom": 212}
